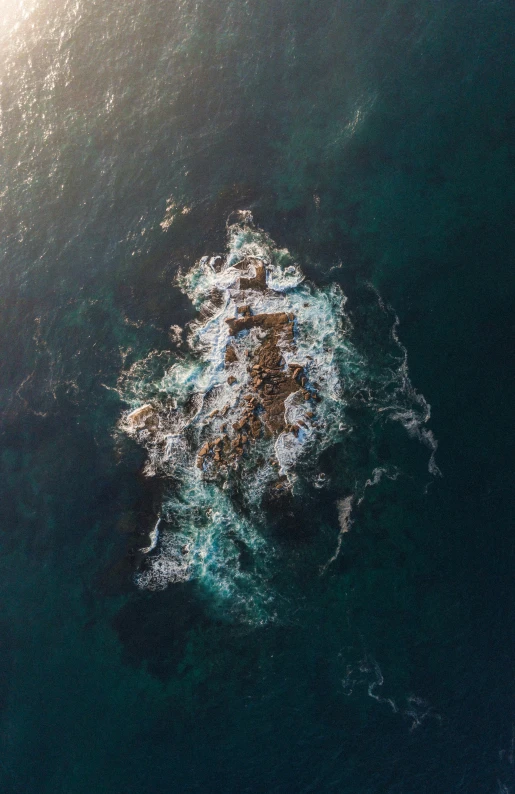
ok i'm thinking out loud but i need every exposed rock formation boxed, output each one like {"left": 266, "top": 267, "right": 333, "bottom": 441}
{"left": 126, "top": 404, "right": 155, "bottom": 429}
{"left": 193, "top": 257, "right": 320, "bottom": 482}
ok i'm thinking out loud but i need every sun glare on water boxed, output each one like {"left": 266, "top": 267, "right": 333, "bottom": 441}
{"left": 0, "top": 0, "right": 46, "bottom": 41}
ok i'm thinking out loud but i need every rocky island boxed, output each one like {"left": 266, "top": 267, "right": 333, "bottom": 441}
{"left": 119, "top": 217, "right": 353, "bottom": 601}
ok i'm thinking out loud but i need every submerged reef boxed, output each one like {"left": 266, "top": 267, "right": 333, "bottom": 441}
{"left": 118, "top": 214, "right": 437, "bottom": 621}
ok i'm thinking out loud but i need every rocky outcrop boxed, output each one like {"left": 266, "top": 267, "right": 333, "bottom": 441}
{"left": 126, "top": 404, "right": 155, "bottom": 429}
{"left": 124, "top": 251, "right": 323, "bottom": 494}
{"left": 225, "top": 311, "right": 292, "bottom": 336}
{"left": 194, "top": 260, "right": 320, "bottom": 483}
{"left": 224, "top": 345, "right": 238, "bottom": 364}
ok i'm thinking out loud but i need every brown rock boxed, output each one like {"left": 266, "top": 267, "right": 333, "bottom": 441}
{"left": 126, "top": 404, "right": 154, "bottom": 429}
{"left": 225, "top": 345, "right": 238, "bottom": 364}
{"left": 250, "top": 421, "right": 261, "bottom": 439}
{"left": 239, "top": 261, "right": 267, "bottom": 291}
{"left": 226, "top": 312, "right": 291, "bottom": 336}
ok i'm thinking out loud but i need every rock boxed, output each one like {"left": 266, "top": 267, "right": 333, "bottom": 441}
{"left": 249, "top": 419, "right": 261, "bottom": 438}
{"left": 225, "top": 312, "right": 291, "bottom": 336}
{"left": 225, "top": 345, "right": 238, "bottom": 364}
{"left": 239, "top": 261, "right": 267, "bottom": 291}
{"left": 192, "top": 283, "right": 317, "bottom": 479}
{"left": 126, "top": 404, "right": 154, "bottom": 428}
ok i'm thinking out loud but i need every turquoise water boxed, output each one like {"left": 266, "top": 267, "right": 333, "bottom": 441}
{"left": 1, "top": 0, "right": 514, "bottom": 791}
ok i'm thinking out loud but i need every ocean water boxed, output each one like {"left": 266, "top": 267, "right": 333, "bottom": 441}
{"left": 1, "top": 0, "right": 514, "bottom": 792}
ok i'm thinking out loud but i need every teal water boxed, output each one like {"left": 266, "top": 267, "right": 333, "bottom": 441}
{"left": 1, "top": 0, "right": 514, "bottom": 791}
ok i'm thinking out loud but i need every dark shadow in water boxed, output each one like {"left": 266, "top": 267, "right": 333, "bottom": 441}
{"left": 112, "top": 583, "right": 211, "bottom": 681}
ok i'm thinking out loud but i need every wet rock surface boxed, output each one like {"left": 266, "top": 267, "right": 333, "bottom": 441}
{"left": 119, "top": 230, "right": 334, "bottom": 508}
{"left": 192, "top": 258, "right": 320, "bottom": 482}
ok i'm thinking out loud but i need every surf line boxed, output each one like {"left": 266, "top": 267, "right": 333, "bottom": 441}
{"left": 140, "top": 517, "right": 161, "bottom": 554}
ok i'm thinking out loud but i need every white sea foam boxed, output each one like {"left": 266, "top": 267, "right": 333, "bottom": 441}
{"left": 118, "top": 217, "right": 439, "bottom": 621}
{"left": 342, "top": 655, "right": 441, "bottom": 731}
{"left": 320, "top": 495, "right": 354, "bottom": 574}
{"left": 140, "top": 517, "right": 161, "bottom": 554}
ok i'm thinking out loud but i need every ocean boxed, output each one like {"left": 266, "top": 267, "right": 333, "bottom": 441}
{"left": 1, "top": 0, "right": 514, "bottom": 791}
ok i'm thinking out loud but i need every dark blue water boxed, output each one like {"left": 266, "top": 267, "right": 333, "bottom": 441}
{"left": 1, "top": 0, "right": 515, "bottom": 791}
